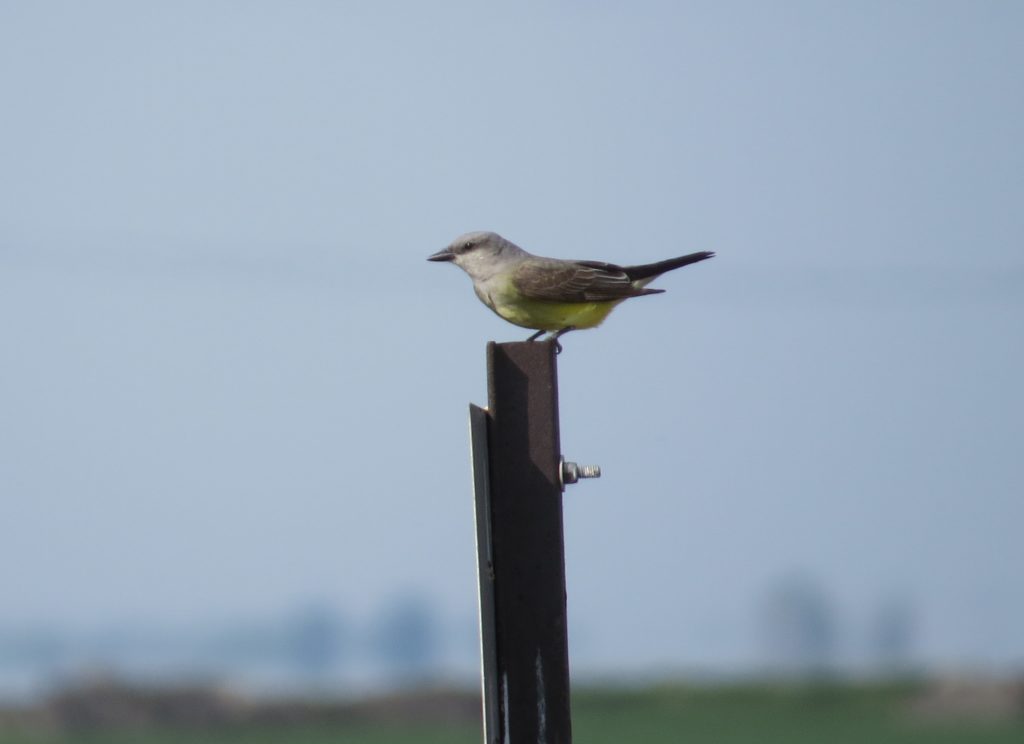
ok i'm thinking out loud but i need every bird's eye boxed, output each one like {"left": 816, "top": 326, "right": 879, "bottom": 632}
{"left": 462, "top": 242, "right": 475, "bottom": 252}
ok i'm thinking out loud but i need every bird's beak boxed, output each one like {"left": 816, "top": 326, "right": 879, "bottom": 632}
{"left": 427, "top": 248, "right": 455, "bottom": 262}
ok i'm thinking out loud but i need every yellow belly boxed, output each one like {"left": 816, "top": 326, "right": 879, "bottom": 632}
{"left": 490, "top": 294, "right": 623, "bottom": 331}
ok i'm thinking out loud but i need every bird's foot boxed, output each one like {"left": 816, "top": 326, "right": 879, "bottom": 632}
{"left": 551, "top": 326, "right": 576, "bottom": 354}
{"left": 524, "top": 327, "right": 574, "bottom": 353}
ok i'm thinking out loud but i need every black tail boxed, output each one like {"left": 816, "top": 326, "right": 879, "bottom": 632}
{"left": 624, "top": 251, "right": 714, "bottom": 281}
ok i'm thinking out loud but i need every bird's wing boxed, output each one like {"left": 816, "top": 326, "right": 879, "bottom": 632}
{"left": 511, "top": 259, "right": 660, "bottom": 302}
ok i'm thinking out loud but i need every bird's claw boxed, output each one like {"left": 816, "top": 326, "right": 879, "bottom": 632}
{"left": 524, "top": 327, "right": 571, "bottom": 353}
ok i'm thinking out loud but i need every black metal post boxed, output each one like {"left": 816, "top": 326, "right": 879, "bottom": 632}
{"left": 470, "top": 340, "right": 572, "bottom": 744}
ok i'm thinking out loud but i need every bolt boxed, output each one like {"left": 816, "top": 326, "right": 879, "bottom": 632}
{"left": 560, "top": 457, "right": 601, "bottom": 490}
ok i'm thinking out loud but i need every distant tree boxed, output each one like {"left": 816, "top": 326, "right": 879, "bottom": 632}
{"left": 868, "top": 596, "right": 915, "bottom": 674}
{"left": 760, "top": 575, "right": 837, "bottom": 676}
{"left": 371, "top": 594, "right": 439, "bottom": 683}
{"left": 286, "top": 603, "right": 346, "bottom": 680}
{"left": 0, "top": 627, "right": 68, "bottom": 667}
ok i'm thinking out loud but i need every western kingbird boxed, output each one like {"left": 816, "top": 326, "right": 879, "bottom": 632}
{"left": 428, "top": 231, "right": 713, "bottom": 348}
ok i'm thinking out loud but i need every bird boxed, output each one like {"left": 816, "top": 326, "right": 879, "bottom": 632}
{"left": 427, "top": 231, "right": 713, "bottom": 350}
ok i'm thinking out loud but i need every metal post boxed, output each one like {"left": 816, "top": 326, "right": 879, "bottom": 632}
{"left": 470, "top": 340, "right": 572, "bottom": 744}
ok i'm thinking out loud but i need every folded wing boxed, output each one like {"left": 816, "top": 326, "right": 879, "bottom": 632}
{"left": 512, "top": 259, "right": 662, "bottom": 303}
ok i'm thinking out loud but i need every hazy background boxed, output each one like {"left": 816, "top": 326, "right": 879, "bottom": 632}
{"left": 1, "top": 0, "right": 1021, "bottom": 700}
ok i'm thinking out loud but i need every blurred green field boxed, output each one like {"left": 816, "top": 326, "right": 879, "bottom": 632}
{"left": 2, "top": 683, "right": 1021, "bottom": 744}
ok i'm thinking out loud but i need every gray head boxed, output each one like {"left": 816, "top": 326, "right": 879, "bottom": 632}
{"left": 427, "top": 231, "right": 527, "bottom": 281}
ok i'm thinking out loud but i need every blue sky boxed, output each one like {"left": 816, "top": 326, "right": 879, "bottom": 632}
{"left": 1, "top": 1, "right": 1022, "bottom": 683}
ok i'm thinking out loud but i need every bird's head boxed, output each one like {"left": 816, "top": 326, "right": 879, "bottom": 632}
{"left": 427, "top": 231, "right": 521, "bottom": 281}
